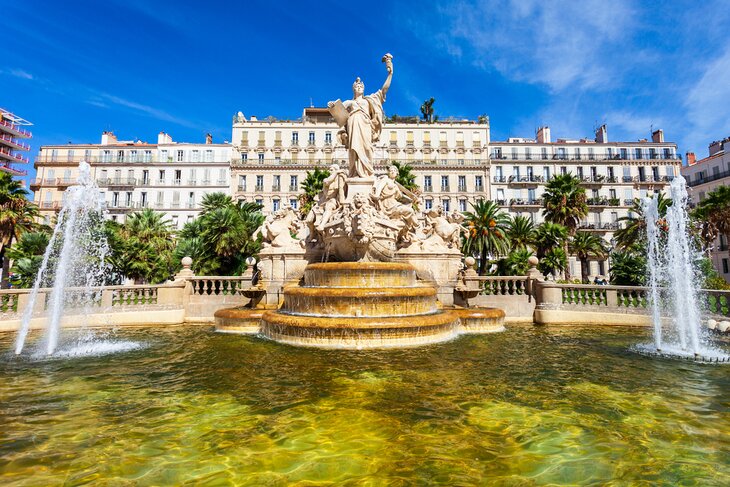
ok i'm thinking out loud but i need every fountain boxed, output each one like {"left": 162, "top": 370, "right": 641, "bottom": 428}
{"left": 215, "top": 54, "right": 505, "bottom": 348}
{"left": 14, "top": 161, "right": 110, "bottom": 355}
{"left": 640, "top": 175, "right": 729, "bottom": 362}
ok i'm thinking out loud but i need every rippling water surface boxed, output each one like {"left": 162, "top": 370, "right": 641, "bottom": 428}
{"left": 1, "top": 326, "right": 729, "bottom": 485}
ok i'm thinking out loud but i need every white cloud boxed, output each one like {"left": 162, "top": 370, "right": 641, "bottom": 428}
{"left": 427, "top": 0, "right": 636, "bottom": 92}
{"left": 1, "top": 68, "right": 35, "bottom": 80}
{"left": 87, "top": 93, "right": 199, "bottom": 129}
{"left": 684, "top": 46, "right": 730, "bottom": 153}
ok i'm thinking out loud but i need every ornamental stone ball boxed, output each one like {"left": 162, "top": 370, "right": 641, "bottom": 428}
{"left": 181, "top": 256, "right": 193, "bottom": 269}
{"left": 465, "top": 256, "right": 476, "bottom": 268}
{"left": 528, "top": 256, "right": 539, "bottom": 267}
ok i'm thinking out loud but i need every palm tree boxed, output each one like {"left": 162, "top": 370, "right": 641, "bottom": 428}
{"left": 391, "top": 161, "right": 418, "bottom": 192}
{"left": 610, "top": 250, "right": 646, "bottom": 286}
{"left": 694, "top": 185, "right": 730, "bottom": 255}
{"left": 420, "top": 97, "right": 435, "bottom": 123}
{"left": 539, "top": 247, "right": 568, "bottom": 279}
{"left": 463, "top": 200, "right": 511, "bottom": 275}
{"left": 615, "top": 193, "right": 672, "bottom": 250}
{"left": 110, "top": 209, "right": 176, "bottom": 284}
{"left": 200, "top": 192, "right": 235, "bottom": 213}
{"left": 507, "top": 215, "right": 535, "bottom": 251}
{"left": 505, "top": 248, "right": 535, "bottom": 275}
{"left": 533, "top": 222, "right": 568, "bottom": 259}
{"left": 299, "top": 167, "right": 330, "bottom": 217}
{"left": 7, "top": 231, "right": 50, "bottom": 288}
{"left": 569, "top": 232, "right": 609, "bottom": 283}
{"left": 542, "top": 173, "right": 588, "bottom": 279}
{"left": 0, "top": 172, "right": 39, "bottom": 287}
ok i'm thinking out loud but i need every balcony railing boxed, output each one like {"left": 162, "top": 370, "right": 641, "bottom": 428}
{"left": 510, "top": 198, "right": 543, "bottom": 207}
{"left": 99, "top": 178, "right": 136, "bottom": 187}
{"left": 237, "top": 185, "right": 247, "bottom": 192}
{"left": 423, "top": 185, "right": 433, "bottom": 193}
{"left": 508, "top": 175, "right": 543, "bottom": 184}
{"left": 493, "top": 176, "right": 507, "bottom": 183}
{"left": 0, "top": 119, "right": 32, "bottom": 138}
{"left": 0, "top": 134, "right": 30, "bottom": 151}
{"left": 0, "top": 148, "right": 29, "bottom": 164}
{"left": 579, "top": 222, "right": 621, "bottom": 231}
{"left": 289, "top": 184, "right": 298, "bottom": 191}
{"left": 688, "top": 168, "right": 730, "bottom": 187}
{"left": 272, "top": 185, "right": 281, "bottom": 192}
{"left": 475, "top": 185, "right": 484, "bottom": 192}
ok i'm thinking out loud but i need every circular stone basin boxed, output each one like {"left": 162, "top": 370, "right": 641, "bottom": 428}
{"left": 304, "top": 262, "right": 416, "bottom": 288}
{"left": 214, "top": 308, "right": 264, "bottom": 334}
{"left": 281, "top": 286, "right": 437, "bottom": 317}
{"left": 260, "top": 310, "right": 460, "bottom": 349}
{"left": 451, "top": 307, "right": 506, "bottom": 333}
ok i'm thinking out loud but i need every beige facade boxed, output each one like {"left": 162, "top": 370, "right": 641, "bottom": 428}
{"left": 230, "top": 108, "right": 491, "bottom": 214}
{"left": 682, "top": 137, "right": 730, "bottom": 282}
{"left": 32, "top": 132, "right": 230, "bottom": 229}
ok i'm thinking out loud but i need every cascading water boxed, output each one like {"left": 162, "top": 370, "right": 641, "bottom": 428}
{"left": 14, "top": 162, "right": 110, "bottom": 355}
{"left": 640, "top": 175, "right": 729, "bottom": 361}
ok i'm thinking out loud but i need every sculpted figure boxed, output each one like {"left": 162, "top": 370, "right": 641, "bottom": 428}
{"left": 259, "top": 207, "right": 302, "bottom": 249}
{"left": 316, "top": 164, "right": 348, "bottom": 232}
{"left": 372, "top": 165, "right": 419, "bottom": 232}
{"left": 328, "top": 54, "right": 393, "bottom": 179}
{"left": 351, "top": 192, "right": 378, "bottom": 244}
{"left": 422, "top": 206, "right": 466, "bottom": 250}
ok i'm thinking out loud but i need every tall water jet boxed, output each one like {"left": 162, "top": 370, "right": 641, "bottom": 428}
{"left": 14, "top": 162, "right": 109, "bottom": 355}
{"left": 641, "top": 175, "right": 728, "bottom": 361}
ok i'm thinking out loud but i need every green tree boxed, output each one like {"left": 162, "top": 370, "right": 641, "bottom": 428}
{"left": 7, "top": 231, "right": 50, "bottom": 288}
{"left": 299, "top": 167, "right": 330, "bottom": 217}
{"left": 694, "top": 185, "right": 730, "bottom": 255}
{"left": 542, "top": 173, "right": 588, "bottom": 279}
{"left": 569, "top": 231, "right": 609, "bottom": 283}
{"left": 0, "top": 172, "right": 40, "bottom": 288}
{"left": 539, "top": 247, "right": 568, "bottom": 278}
{"left": 533, "top": 222, "right": 568, "bottom": 259}
{"left": 391, "top": 161, "right": 418, "bottom": 192}
{"left": 420, "top": 97, "right": 436, "bottom": 123}
{"left": 609, "top": 249, "right": 646, "bottom": 286}
{"left": 615, "top": 193, "right": 672, "bottom": 251}
{"left": 176, "top": 194, "right": 264, "bottom": 275}
{"left": 463, "top": 200, "right": 511, "bottom": 275}
{"left": 507, "top": 215, "right": 535, "bottom": 251}
{"left": 109, "top": 209, "right": 176, "bottom": 284}
{"left": 505, "top": 248, "right": 535, "bottom": 275}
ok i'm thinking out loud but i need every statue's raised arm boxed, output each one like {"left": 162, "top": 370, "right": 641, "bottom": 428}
{"left": 381, "top": 53, "right": 393, "bottom": 99}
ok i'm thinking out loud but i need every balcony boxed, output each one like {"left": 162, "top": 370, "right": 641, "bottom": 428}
{"left": 510, "top": 198, "right": 542, "bottom": 207}
{"left": 458, "top": 185, "right": 467, "bottom": 192}
{"left": 0, "top": 148, "right": 29, "bottom": 164}
{"left": 579, "top": 222, "right": 621, "bottom": 231}
{"left": 688, "top": 169, "right": 730, "bottom": 187}
{"left": 101, "top": 178, "right": 136, "bottom": 188}
{"left": 289, "top": 184, "right": 298, "bottom": 191}
{"left": 475, "top": 185, "right": 484, "bottom": 192}
{"left": 216, "top": 179, "right": 227, "bottom": 185}
{"left": 255, "top": 185, "right": 264, "bottom": 192}
{"left": 441, "top": 185, "right": 450, "bottom": 192}
{"left": 0, "top": 134, "right": 30, "bottom": 151}
{"left": 237, "top": 185, "right": 247, "bottom": 192}
{"left": 508, "top": 175, "right": 543, "bottom": 186}
{"left": 272, "top": 185, "right": 281, "bottom": 192}
{"left": 423, "top": 185, "right": 433, "bottom": 193}
{"left": 187, "top": 180, "right": 197, "bottom": 186}
{"left": 493, "top": 176, "right": 507, "bottom": 183}
{"left": 0, "top": 119, "right": 32, "bottom": 138}
{"left": 496, "top": 199, "right": 507, "bottom": 206}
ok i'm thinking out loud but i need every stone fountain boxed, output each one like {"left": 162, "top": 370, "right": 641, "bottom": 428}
{"left": 215, "top": 54, "right": 504, "bottom": 348}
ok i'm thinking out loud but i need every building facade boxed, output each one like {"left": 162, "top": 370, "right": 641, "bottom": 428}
{"left": 31, "top": 132, "right": 230, "bottom": 229}
{"left": 682, "top": 136, "right": 730, "bottom": 283}
{"left": 0, "top": 108, "right": 32, "bottom": 176}
{"left": 230, "top": 108, "right": 491, "bottom": 214}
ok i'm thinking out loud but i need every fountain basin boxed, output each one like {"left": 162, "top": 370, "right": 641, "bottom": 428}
{"left": 303, "top": 262, "right": 415, "bottom": 287}
{"left": 281, "top": 286, "right": 437, "bottom": 317}
{"left": 260, "top": 311, "right": 460, "bottom": 348}
{"left": 214, "top": 308, "right": 265, "bottom": 334}
{"left": 451, "top": 307, "right": 506, "bottom": 333}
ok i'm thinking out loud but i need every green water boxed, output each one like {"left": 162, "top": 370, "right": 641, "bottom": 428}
{"left": 1, "top": 326, "right": 728, "bottom": 486}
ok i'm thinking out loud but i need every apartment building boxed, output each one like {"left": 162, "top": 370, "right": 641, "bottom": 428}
{"left": 31, "top": 132, "right": 230, "bottom": 229}
{"left": 682, "top": 136, "right": 730, "bottom": 283}
{"left": 230, "top": 109, "right": 491, "bottom": 214}
{"left": 490, "top": 125, "right": 681, "bottom": 277}
{"left": 0, "top": 108, "right": 32, "bottom": 176}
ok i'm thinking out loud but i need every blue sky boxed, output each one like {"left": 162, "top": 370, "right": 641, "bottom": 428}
{"left": 4, "top": 0, "right": 730, "bottom": 184}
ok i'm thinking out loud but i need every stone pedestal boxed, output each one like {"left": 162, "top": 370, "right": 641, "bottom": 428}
{"left": 345, "top": 177, "right": 375, "bottom": 203}
{"left": 257, "top": 247, "right": 310, "bottom": 306}
{"left": 394, "top": 249, "right": 463, "bottom": 306}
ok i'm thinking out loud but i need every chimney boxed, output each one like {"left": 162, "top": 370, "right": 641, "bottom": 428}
{"left": 595, "top": 124, "right": 608, "bottom": 143}
{"left": 205, "top": 133, "right": 213, "bottom": 144}
{"left": 536, "top": 126, "right": 551, "bottom": 144}
{"left": 651, "top": 129, "right": 664, "bottom": 143}
{"left": 709, "top": 140, "right": 724, "bottom": 156}
{"left": 101, "top": 131, "right": 117, "bottom": 145}
{"left": 686, "top": 152, "right": 696, "bottom": 166}
{"left": 157, "top": 131, "right": 173, "bottom": 144}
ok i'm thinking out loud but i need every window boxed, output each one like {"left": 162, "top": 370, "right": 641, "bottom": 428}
{"left": 527, "top": 188, "right": 536, "bottom": 202}
{"left": 273, "top": 175, "right": 281, "bottom": 190}
{"left": 239, "top": 175, "right": 247, "bottom": 191}
{"left": 497, "top": 188, "right": 505, "bottom": 201}
{"left": 607, "top": 167, "right": 615, "bottom": 179}
{"left": 192, "top": 150, "right": 200, "bottom": 162}
{"left": 187, "top": 215, "right": 194, "bottom": 224}
{"left": 177, "top": 150, "right": 184, "bottom": 162}
{"left": 242, "top": 153, "right": 248, "bottom": 162}
{"left": 574, "top": 148, "right": 581, "bottom": 160}
{"left": 609, "top": 189, "right": 616, "bottom": 199}
{"left": 511, "top": 148, "right": 518, "bottom": 160}
{"left": 543, "top": 166, "right": 550, "bottom": 180}
{"left": 557, "top": 148, "right": 566, "bottom": 160}
{"left": 723, "top": 259, "right": 729, "bottom": 274}
{"left": 638, "top": 167, "right": 646, "bottom": 181}
{"left": 292, "top": 132, "right": 299, "bottom": 144}
{"left": 102, "top": 150, "right": 111, "bottom": 162}
{"left": 258, "top": 153, "right": 264, "bottom": 162}
{"left": 84, "top": 149, "right": 92, "bottom": 160}
{"left": 588, "top": 148, "right": 595, "bottom": 160}
{"left": 129, "top": 150, "right": 137, "bottom": 162}
{"left": 492, "top": 147, "right": 502, "bottom": 159}
{"left": 442, "top": 199, "right": 450, "bottom": 212}
{"left": 218, "top": 168, "right": 226, "bottom": 184}
{"left": 459, "top": 199, "right": 467, "bottom": 212}
{"left": 512, "top": 166, "right": 520, "bottom": 178}
{"left": 525, "top": 148, "right": 532, "bottom": 160}
{"left": 634, "top": 148, "right": 642, "bottom": 160}
{"left": 117, "top": 150, "right": 124, "bottom": 162}
{"left": 290, "top": 175, "right": 298, "bottom": 190}
{"left": 172, "top": 191, "right": 181, "bottom": 207}
{"left": 188, "top": 192, "right": 195, "bottom": 208}
{"left": 290, "top": 198, "right": 298, "bottom": 209}
{"left": 526, "top": 166, "right": 534, "bottom": 179}
{"left": 652, "top": 166, "right": 660, "bottom": 180}
{"left": 541, "top": 148, "right": 548, "bottom": 160}
{"left": 620, "top": 148, "right": 628, "bottom": 159}
{"left": 623, "top": 166, "right": 631, "bottom": 181}
{"left": 256, "top": 175, "right": 264, "bottom": 190}
{"left": 458, "top": 175, "right": 466, "bottom": 191}
{"left": 172, "top": 215, "right": 179, "bottom": 228}
{"left": 111, "top": 192, "right": 119, "bottom": 207}
{"left": 174, "top": 170, "right": 182, "bottom": 185}
{"left": 309, "top": 131, "right": 315, "bottom": 144}
{"left": 272, "top": 199, "right": 280, "bottom": 211}
{"left": 67, "top": 149, "right": 75, "bottom": 162}
{"left": 425, "top": 199, "right": 433, "bottom": 210}
{"left": 125, "top": 192, "right": 132, "bottom": 207}
{"left": 441, "top": 175, "right": 449, "bottom": 190}
{"left": 325, "top": 131, "right": 332, "bottom": 144}
{"left": 663, "top": 148, "right": 672, "bottom": 159}
{"left": 495, "top": 166, "right": 503, "bottom": 178}
{"left": 666, "top": 166, "right": 675, "bottom": 178}
{"left": 424, "top": 175, "right": 432, "bottom": 190}
{"left": 159, "top": 170, "right": 166, "bottom": 184}
{"left": 255, "top": 198, "right": 263, "bottom": 206}
{"left": 144, "top": 150, "right": 152, "bottom": 162}
{"left": 560, "top": 166, "right": 567, "bottom": 175}
{"left": 475, "top": 175, "right": 483, "bottom": 190}
{"left": 141, "top": 192, "right": 147, "bottom": 207}
{"left": 205, "top": 150, "right": 213, "bottom": 162}
{"left": 577, "top": 167, "right": 584, "bottom": 179}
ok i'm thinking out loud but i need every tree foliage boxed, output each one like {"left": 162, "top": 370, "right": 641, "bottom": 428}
{"left": 542, "top": 173, "right": 588, "bottom": 279}
{"left": 0, "top": 172, "right": 40, "bottom": 287}
{"left": 569, "top": 231, "right": 608, "bottom": 283}
{"left": 462, "top": 200, "right": 511, "bottom": 275}
{"left": 420, "top": 97, "right": 436, "bottom": 123}
{"left": 299, "top": 167, "right": 330, "bottom": 218}
{"left": 615, "top": 193, "right": 672, "bottom": 251}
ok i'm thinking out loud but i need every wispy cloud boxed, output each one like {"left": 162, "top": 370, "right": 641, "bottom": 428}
{"left": 417, "top": 0, "right": 636, "bottom": 93}
{"left": 1, "top": 68, "right": 35, "bottom": 81}
{"left": 87, "top": 93, "right": 200, "bottom": 129}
